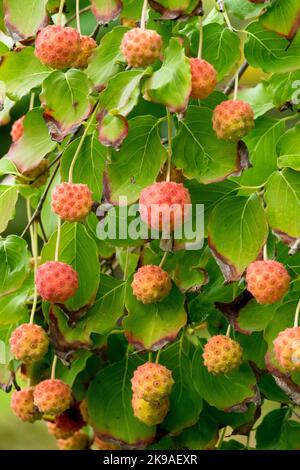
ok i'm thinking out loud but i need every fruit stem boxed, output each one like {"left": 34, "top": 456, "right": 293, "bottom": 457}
{"left": 155, "top": 349, "right": 161, "bottom": 364}
{"left": 58, "top": 0, "right": 65, "bottom": 26}
{"left": 29, "top": 92, "right": 35, "bottom": 111}
{"left": 76, "top": 0, "right": 81, "bottom": 35}
{"left": 29, "top": 221, "right": 39, "bottom": 325}
{"left": 263, "top": 243, "right": 268, "bottom": 261}
{"left": 51, "top": 355, "right": 58, "bottom": 380}
{"left": 222, "top": 8, "right": 234, "bottom": 32}
{"left": 148, "top": 351, "right": 153, "bottom": 362}
{"left": 217, "top": 426, "right": 227, "bottom": 449}
{"left": 197, "top": 16, "right": 203, "bottom": 60}
{"left": 233, "top": 72, "right": 239, "bottom": 100}
{"left": 159, "top": 251, "right": 168, "bottom": 268}
{"left": 166, "top": 108, "right": 173, "bottom": 183}
{"left": 226, "top": 324, "right": 231, "bottom": 337}
{"left": 140, "top": 0, "right": 148, "bottom": 30}
{"left": 68, "top": 102, "right": 100, "bottom": 183}
{"left": 294, "top": 300, "right": 300, "bottom": 328}
{"left": 54, "top": 217, "right": 61, "bottom": 262}
{"left": 123, "top": 247, "right": 129, "bottom": 281}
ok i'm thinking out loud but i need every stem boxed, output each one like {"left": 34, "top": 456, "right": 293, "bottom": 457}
{"left": 166, "top": 108, "right": 173, "bottom": 183}
{"left": 29, "top": 221, "right": 38, "bottom": 325}
{"left": 54, "top": 217, "right": 61, "bottom": 262}
{"left": 294, "top": 300, "right": 300, "bottom": 328}
{"left": 76, "top": 0, "right": 81, "bottom": 35}
{"left": 223, "top": 9, "right": 233, "bottom": 31}
{"left": 26, "top": 198, "right": 34, "bottom": 249}
{"left": 68, "top": 103, "right": 99, "bottom": 183}
{"left": 233, "top": 72, "right": 239, "bottom": 100}
{"left": 159, "top": 251, "right": 168, "bottom": 268}
{"left": 263, "top": 243, "right": 268, "bottom": 261}
{"left": 66, "top": 6, "right": 91, "bottom": 25}
{"left": 51, "top": 355, "right": 58, "bottom": 380}
{"left": 217, "top": 426, "right": 227, "bottom": 450}
{"left": 140, "top": 0, "right": 148, "bottom": 30}
{"left": 148, "top": 351, "right": 153, "bottom": 362}
{"left": 155, "top": 349, "right": 161, "bottom": 364}
{"left": 226, "top": 324, "right": 231, "bottom": 337}
{"left": 123, "top": 247, "right": 129, "bottom": 281}
{"left": 224, "top": 61, "right": 249, "bottom": 96}
{"left": 198, "top": 16, "right": 203, "bottom": 60}
{"left": 29, "top": 92, "right": 35, "bottom": 111}
{"left": 58, "top": 0, "right": 65, "bottom": 26}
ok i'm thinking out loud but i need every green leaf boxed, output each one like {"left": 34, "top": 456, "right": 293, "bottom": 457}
{"left": 6, "top": 108, "right": 56, "bottom": 172}
{"left": 98, "top": 113, "right": 128, "bottom": 148}
{"left": 238, "top": 116, "right": 285, "bottom": 187}
{"left": 122, "top": 0, "right": 143, "bottom": 19}
{"left": 208, "top": 194, "right": 268, "bottom": 281}
{"left": 202, "top": 23, "right": 241, "bottom": 79}
{"left": 86, "top": 26, "right": 128, "bottom": 90}
{"left": 236, "top": 300, "right": 276, "bottom": 333}
{"left": 266, "top": 70, "right": 300, "bottom": 107}
{"left": 0, "top": 47, "right": 50, "bottom": 100}
{"left": 143, "top": 38, "right": 191, "bottom": 113}
{"left": 192, "top": 348, "right": 257, "bottom": 410}
{"left": 56, "top": 350, "right": 93, "bottom": 387}
{"left": 255, "top": 408, "right": 300, "bottom": 450}
{"left": 40, "top": 69, "right": 92, "bottom": 141}
{"left": 260, "top": 0, "right": 300, "bottom": 39}
{"left": 61, "top": 132, "right": 106, "bottom": 201}
{"left": 0, "top": 97, "right": 14, "bottom": 126}
{"left": 0, "top": 185, "right": 18, "bottom": 234}
{"left": 265, "top": 169, "right": 300, "bottom": 244}
{"left": 107, "top": 115, "right": 167, "bottom": 204}
{"left": 173, "top": 106, "right": 244, "bottom": 184}
{"left": 90, "top": 0, "right": 122, "bottom": 23}
{"left": 0, "top": 235, "right": 30, "bottom": 297}
{"left": 225, "top": 0, "right": 269, "bottom": 20}
{"left": 174, "top": 407, "right": 218, "bottom": 450}
{"left": 82, "top": 274, "right": 125, "bottom": 335}
{"left": 88, "top": 357, "right": 156, "bottom": 447}
{"left": 238, "top": 83, "right": 274, "bottom": 118}
{"left": 124, "top": 281, "right": 187, "bottom": 351}
{"left": 41, "top": 222, "right": 100, "bottom": 311}
{"left": 277, "top": 124, "right": 300, "bottom": 170}
{"left": 99, "top": 70, "right": 145, "bottom": 116}
{"left": 0, "top": 274, "right": 32, "bottom": 326}
{"left": 4, "top": 0, "right": 48, "bottom": 41}
{"left": 0, "top": 158, "right": 18, "bottom": 177}
{"left": 49, "top": 305, "right": 93, "bottom": 347}
{"left": 160, "top": 341, "right": 202, "bottom": 433}
{"left": 245, "top": 22, "right": 300, "bottom": 74}
{"left": 40, "top": 169, "right": 60, "bottom": 240}
{"left": 148, "top": 0, "right": 203, "bottom": 19}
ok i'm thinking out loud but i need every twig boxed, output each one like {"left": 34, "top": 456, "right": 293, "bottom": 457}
{"left": 39, "top": 218, "right": 48, "bottom": 243}
{"left": 224, "top": 61, "right": 249, "bottom": 96}
{"left": 66, "top": 6, "right": 91, "bottom": 25}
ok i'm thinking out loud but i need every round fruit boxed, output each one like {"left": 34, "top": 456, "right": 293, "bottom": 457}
{"left": 190, "top": 58, "right": 217, "bottom": 99}
{"left": 139, "top": 181, "right": 191, "bottom": 232}
{"left": 121, "top": 27, "right": 162, "bottom": 67}
{"left": 212, "top": 99, "right": 254, "bottom": 141}
{"left": 57, "top": 431, "right": 90, "bottom": 450}
{"left": 132, "top": 394, "right": 169, "bottom": 426}
{"left": 33, "top": 379, "right": 73, "bottom": 416}
{"left": 274, "top": 327, "right": 300, "bottom": 372}
{"left": 10, "top": 323, "right": 49, "bottom": 363}
{"left": 246, "top": 260, "right": 290, "bottom": 304}
{"left": 36, "top": 261, "right": 79, "bottom": 303}
{"left": 17, "top": 159, "right": 49, "bottom": 188}
{"left": 47, "top": 408, "right": 84, "bottom": 439}
{"left": 35, "top": 25, "right": 81, "bottom": 69}
{"left": 72, "top": 35, "right": 97, "bottom": 68}
{"left": 11, "top": 116, "right": 25, "bottom": 142}
{"left": 203, "top": 335, "right": 243, "bottom": 374}
{"left": 51, "top": 182, "right": 93, "bottom": 222}
{"left": 131, "top": 265, "right": 172, "bottom": 304}
{"left": 131, "top": 362, "right": 174, "bottom": 401}
{"left": 11, "top": 387, "right": 42, "bottom": 422}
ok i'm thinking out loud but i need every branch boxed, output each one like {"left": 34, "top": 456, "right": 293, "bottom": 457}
{"left": 224, "top": 60, "right": 249, "bottom": 96}
{"left": 65, "top": 5, "right": 91, "bottom": 25}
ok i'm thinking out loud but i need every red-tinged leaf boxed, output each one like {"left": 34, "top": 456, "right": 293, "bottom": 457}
{"left": 91, "top": 0, "right": 122, "bottom": 24}
{"left": 148, "top": 0, "right": 203, "bottom": 20}
{"left": 4, "top": 0, "right": 48, "bottom": 42}
{"left": 98, "top": 112, "right": 128, "bottom": 149}
{"left": 260, "top": 0, "right": 300, "bottom": 40}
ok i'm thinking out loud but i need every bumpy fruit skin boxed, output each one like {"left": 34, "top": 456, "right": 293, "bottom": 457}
{"left": 35, "top": 25, "right": 81, "bottom": 69}
{"left": 246, "top": 260, "right": 290, "bottom": 304}
{"left": 72, "top": 35, "right": 97, "bottom": 68}
{"left": 10, "top": 324, "right": 49, "bottom": 363}
{"left": 57, "top": 431, "right": 90, "bottom": 450}
{"left": 131, "top": 362, "right": 174, "bottom": 401}
{"left": 131, "top": 265, "right": 172, "bottom": 304}
{"left": 51, "top": 183, "right": 93, "bottom": 222}
{"left": 274, "top": 327, "right": 300, "bottom": 372}
{"left": 33, "top": 379, "right": 73, "bottom": 416}
{"left": 17, "top": 159, "right": 49, "bottom": 188}
{"left": 47, "top": 409, "right": 83, "bottom": 439}
{"left": 139, "top": 181, "right": 191, "bottom": 232}
{"left": 121, "top": 28, "right": 162, "bottom": 67}
{"left": 11, "top": 387, "right": 42, "bottom": 422}
{"left": 11, "top": 116, "right": 25, "bottom": 142}
{"left": 132, "top": 395, "right": 169, "bottom": 426}
{"left": 36, "top": 261, "right": 79, "bottom": 303}
{"left": 203, "top": 335, "right": 243, "bottom": 374}
{"left": 190, "top": 58, "right": 217, "bottom": 99}
{"left": 212, "top": 100, "right": 254, "bottom": 141}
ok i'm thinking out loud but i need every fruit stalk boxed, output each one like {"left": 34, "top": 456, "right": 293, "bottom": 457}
{"left": 166, "top": 108, "right": 173, "bottom": 183}
{"left": 29, "top": 221, "right": 39, "bottom": 325}
{"left": 140, "top": 0, "right": 148, "bottom": 30}
{"left": 76, "top": 0, "right": 81, "bottom": 35}
{"left": 58, "top": 0, "right": 65, "bottom": 26}
{"left": 294, "top": 300, "right": 300, "bottom": 328}
{"left": 198, "top": 16, "right": 203, "bottom": 60}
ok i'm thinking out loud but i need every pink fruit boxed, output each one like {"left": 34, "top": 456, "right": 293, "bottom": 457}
{"left": 33, "top": 379, "right": 73, "bottom": 416}
{"left": 246, "top": 260, "right": 290, "bottom": 304}
{"left": 212, "top": 100, "right": 254, "bottom": 141}
{"left": 51, "top": 183, "right": 93, "bottom": 222}
{"left": 36, "top": 261, "right": 79, "bottom": 303}
{"left": 203, "top": 335, "right": 243, "bottom": 374}
{"left": 121, "top": 28, "right": 162, "bottom": 67}
{"left": 190, "top": 58, "right": 217, "bottom": 99}
{"left": 10, "top": 323, "right": 49, "bottom": 363}
{"left": 131, "top": 265, "right": 172, "bottom": 304}
{"left": 35, "top": 25, "right": 81, "bottom": 69}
